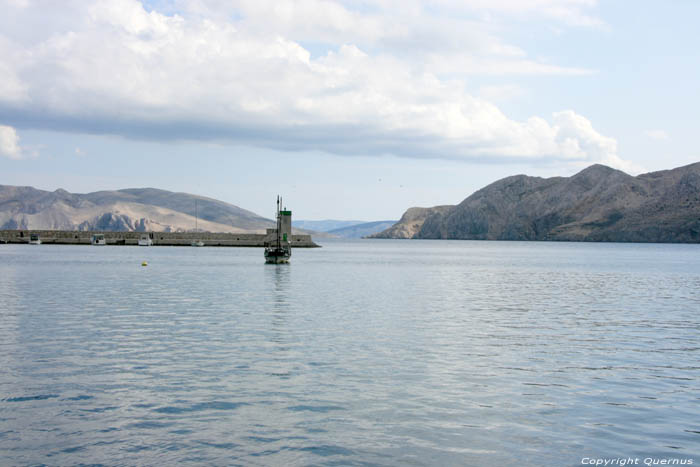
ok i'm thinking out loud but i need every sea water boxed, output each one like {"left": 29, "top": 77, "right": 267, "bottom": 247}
{"left": 0, "top": 240, "right": 699, "bottom": 466}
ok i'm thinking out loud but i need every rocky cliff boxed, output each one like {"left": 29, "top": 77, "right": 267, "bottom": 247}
{"left": 370, "top": 206, "right": 453, "bottom": 239}
{"left": 373, "top": 162, "right": 700, "bottom": 243}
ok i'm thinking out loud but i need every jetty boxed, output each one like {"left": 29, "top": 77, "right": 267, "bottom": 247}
{"left": 0, "top": 230, "right": 319, "bottom": 247}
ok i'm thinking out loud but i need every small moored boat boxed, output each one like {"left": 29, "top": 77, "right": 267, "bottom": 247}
{"left": 29, "top": 234, "right": 41, "bottom": 245}
{"left": 138, "top": 234, "right": 153, "bottom": 246}
{"left": 91, "top": 234, "right": 106, "bottom": 245}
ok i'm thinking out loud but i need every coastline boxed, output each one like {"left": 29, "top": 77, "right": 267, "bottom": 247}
{"left": 0, "top": 229, "right": 320, "bottom": 248}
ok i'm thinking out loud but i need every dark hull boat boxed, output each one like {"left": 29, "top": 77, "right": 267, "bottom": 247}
{"left": 264, "top": 247, "right": 291, "bottom": 264}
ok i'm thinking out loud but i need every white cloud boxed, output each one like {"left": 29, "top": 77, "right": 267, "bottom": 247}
{"left": 645, "top": 129, "right": 669, "bottom": 141}
{"left": 0, "top": 124, "right": 23, "bottom": 159}
{"left": 0, "top": 37, "right": 29, "bottom": 103}
{"left": 550, "top": 110, "right": 642, "bottom": 173}
{"left": 0, "top": 0, "right": 628, "bottom": 169}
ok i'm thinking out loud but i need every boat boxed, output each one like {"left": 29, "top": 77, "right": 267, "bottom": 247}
{"left": 138, "top": 233, "right": 153, "bottom": 246}
{"left": 91, "top": 233, "right": 106, "bottom": 245}
{"left": 264, "top": 196, "right": 292, "bottom": 264}
{"left": 29, "top": 233, "right": 41, "bottom": 245}
{"left": 191, "top": 199, "right": 205, "bottom": 247}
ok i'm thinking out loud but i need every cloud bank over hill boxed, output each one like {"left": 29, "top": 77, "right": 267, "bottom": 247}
{"left": 0, "top": 0, "right": 637, "bottom": 171}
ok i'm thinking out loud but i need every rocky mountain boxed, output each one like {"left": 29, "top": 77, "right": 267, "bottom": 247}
{"left": 371, "top": 162, "right": 700, "bottom": 243}
{"left": 328, "top": 220, "right": 397, "bottom": 239}
{"left": 0, "top": 185, "right": 276, "bottom": 233}
{"left": 369, "top": 206, "right": 453, "bottom": 239}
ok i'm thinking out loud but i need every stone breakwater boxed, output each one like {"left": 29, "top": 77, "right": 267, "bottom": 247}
{"left": 0, "top": 230, "right": 320, "bottom": 247}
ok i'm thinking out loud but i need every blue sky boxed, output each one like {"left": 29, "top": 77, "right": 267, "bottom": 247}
{"left": 1, "top": 0, "right": 698, "bottom": 220}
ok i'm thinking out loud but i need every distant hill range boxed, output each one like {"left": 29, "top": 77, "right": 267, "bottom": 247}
{"left": 328, "top": 220, "right": 396, "bottom": 239}
{"left": 0, "top": 185, "right": 278, "bottom": 233}
{"left": 292, "top": 220, "right": 365, "bottom": 232}
{"left": 370, "top": 162, "right": 700, "bottom": 243}
{"left": 293, "top": 219, "right": 397, "bottom": 238}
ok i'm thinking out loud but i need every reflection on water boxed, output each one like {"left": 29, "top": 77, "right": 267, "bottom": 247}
{"left": 0, "top": 241, "right": 699, "bottom": 466}
{"left": 268, "top": 262, "right": 291, "bottom": 309}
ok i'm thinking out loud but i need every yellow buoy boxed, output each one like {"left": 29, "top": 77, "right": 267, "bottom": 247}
{"left": 141, "top": 261, "right": 148, "bottom": 267}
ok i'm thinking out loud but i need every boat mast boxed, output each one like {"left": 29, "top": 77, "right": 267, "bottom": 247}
{"left": 195, "top": 199, "right": 198, "bottom": 232}
{"left": 276, "top": 195, "right": 281, "bottom": 249}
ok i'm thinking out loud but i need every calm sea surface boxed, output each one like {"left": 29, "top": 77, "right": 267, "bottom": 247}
{"left": 1, "top": 240, "right": 699, "bottom": 466}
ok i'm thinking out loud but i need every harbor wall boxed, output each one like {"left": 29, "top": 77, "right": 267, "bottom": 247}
{"left": 0, "top": 230, "right": 320, "bottom": 247}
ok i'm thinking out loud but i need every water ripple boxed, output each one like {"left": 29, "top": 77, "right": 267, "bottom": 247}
{"left": 0, "top": 241, "right": 699, "bottom": 465}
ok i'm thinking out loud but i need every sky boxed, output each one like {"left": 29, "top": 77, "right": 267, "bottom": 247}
{"left": 0, "top": 0, "right": 698, "bottom": 220}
